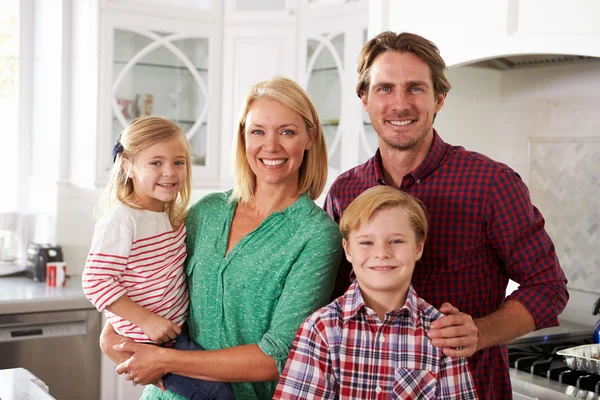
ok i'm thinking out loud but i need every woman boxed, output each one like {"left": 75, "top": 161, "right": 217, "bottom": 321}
{"left": 100, "top": 77, "right": 343, "bottom": 400}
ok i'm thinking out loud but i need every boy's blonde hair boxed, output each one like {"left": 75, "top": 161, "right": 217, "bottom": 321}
{"left": 232, "top": 76, "right": 328, "bottom": 203}
{"left": 95, "top": 116, "right": 192, "bottom": 228}
{"left": 340, "top": 186, "right": 428, "bottom": 244}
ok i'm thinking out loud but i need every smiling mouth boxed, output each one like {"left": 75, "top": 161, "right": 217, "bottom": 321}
{"left": 157, "top": 183, "right": 177, "bottom": 188}
{"left": 388, "top": 120, "right": 414, "bottom": 126}
{"left": 261, "top": 158, "right": 287, "bottom": 166}
{"left": 368, "top": 266, "right": 398, "bottom": 272}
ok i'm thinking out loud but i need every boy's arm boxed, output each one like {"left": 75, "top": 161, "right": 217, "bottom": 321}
{"left": 273, "top": 320, "right": 337, "bottom": 400}
{"left": 106, "top": 296, "right": 181, "bottom": 344}
{"left": 436, "top": 355, "right": 479, "bottom": 400}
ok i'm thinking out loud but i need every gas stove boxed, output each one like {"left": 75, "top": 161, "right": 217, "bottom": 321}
{"left": 509, "top": 331, "right": 600, "bottom": 399}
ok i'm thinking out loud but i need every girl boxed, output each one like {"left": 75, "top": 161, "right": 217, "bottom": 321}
{"left": 82, "top": 116, "right": 233, "bottom": 399}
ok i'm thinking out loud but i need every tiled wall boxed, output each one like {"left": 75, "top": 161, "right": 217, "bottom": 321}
{"left": 529, "top": 138, "right": 600, "bottom": 295}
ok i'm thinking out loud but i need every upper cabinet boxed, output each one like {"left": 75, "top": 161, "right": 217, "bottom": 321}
{"left": 298, "top": 2, "right": 370, "bottom": 182}
{"left": 370, "top": 0, "right": 600, "bottom": 67}
{"left": 71, "top": 0, "right": 369, "bottom": 190}
{"left": 96, "top": 12, "right": 221, "bottom": 187}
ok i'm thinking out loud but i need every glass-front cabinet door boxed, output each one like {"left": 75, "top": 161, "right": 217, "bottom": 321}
{"left": 305, "top": 33, "right": 344, "bottom": 173}
{"left": 112, "top": 29, "right": 209, "bottom": 166}
{"left": 299, "top": 12, "right": 369, "bottom": 184}
{"left": 98, "top": 14, "right": 221, "bottom": 186}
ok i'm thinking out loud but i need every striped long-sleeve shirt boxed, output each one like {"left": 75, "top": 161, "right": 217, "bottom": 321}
{"left": 82, "top": 205, "right": 189, "bottom": 343}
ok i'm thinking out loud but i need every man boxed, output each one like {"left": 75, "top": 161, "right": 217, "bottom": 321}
{"left": 324, "top": 31, "right": 569, "bottom": 399}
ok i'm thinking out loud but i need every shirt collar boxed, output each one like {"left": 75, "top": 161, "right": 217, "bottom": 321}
{"left": 226, "top": 190, "right": 314, "bottom": 221}
{"left": 341, "top": 282, "right": 422, "bottom": 328}
{"left": 373, "top": 129, "right": 446, "bottom": 186}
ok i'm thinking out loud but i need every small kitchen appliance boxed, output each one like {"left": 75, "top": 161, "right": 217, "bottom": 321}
{"left": 25, "top": 243, "right": 63, "bottom": 282}
{"left": 594, "top": 297, "right": 600, "bottom": 344}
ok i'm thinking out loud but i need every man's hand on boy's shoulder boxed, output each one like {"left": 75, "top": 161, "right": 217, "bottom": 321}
{"left": 427, "top": 302, "right": 478, "bottom": 358}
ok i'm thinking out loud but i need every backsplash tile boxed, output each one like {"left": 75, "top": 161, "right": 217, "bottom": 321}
{"left": 529, "top": 138, "right": 600, "bottom": 295}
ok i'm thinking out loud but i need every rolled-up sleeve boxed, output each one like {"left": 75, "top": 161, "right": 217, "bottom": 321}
{"left": 487, "top": 169, "right": 568, "bottom": 329}
{"left": 258, "top": 220, "right": 342, "bottom": 373}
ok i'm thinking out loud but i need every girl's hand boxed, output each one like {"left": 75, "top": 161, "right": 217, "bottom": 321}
{"left": 114, "top": 342, "right": 168, "bottom": 385}
{"left": 138, "top": 314, "right": 182, "bottom": 344}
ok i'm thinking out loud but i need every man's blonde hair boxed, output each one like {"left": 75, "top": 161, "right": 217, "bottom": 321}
{"left": 340, "top": 186, "right": 428, "bottom": 244}
{"left": 95, "top": 116, "right": 192, "bottom": 227}
{"left": 232, "top": 77, "right": 328, "bottom": 203}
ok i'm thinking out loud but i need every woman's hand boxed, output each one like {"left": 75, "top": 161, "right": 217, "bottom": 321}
{"left": 114, "top": 342, "right": 169, "bottom": 386}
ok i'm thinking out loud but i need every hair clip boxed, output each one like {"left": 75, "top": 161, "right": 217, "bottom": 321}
{"left": 112, "top": 136, "right": 124, "bottom": 163}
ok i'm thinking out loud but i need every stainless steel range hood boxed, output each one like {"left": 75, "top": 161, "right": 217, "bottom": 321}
{"left": 469, "top": 54, "right": 597, "bottom": 70}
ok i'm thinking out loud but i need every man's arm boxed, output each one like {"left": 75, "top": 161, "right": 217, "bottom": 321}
{"left": 427, "top": 300, "right": 535, "bottom": 357}
{"left": 428, "top": 169, "right": 568, "bottom": 357}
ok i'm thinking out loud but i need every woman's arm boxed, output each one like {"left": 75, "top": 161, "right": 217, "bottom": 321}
{"left": 114, "top": 342, "right": 278, "bottom": 385}
{"left": 99, "top": 320, "right": 135, "bottom": 365}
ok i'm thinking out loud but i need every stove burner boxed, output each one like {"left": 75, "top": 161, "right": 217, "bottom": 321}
{"left": 508, "top": 334, "right": 600, "bottom": 395}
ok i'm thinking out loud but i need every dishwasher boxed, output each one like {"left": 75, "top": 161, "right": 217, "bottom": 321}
{"left": 0, "top": 308, "right": 101, "bottom": 400}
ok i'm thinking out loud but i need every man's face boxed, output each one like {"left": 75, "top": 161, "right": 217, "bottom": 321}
{"left": 361, "top": 51, "right": 445, "bottom": 152}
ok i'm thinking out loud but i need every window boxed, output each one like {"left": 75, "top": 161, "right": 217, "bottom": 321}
{"left": 0, "top": 1, "right": 19, "bottom": 213}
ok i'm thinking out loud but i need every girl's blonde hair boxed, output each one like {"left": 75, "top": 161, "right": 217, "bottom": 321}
{"left": 95, "top": 116, "right": 192, "bottom": 228}
{"left": 340, "top": 186, "right": 428, "bottom": 244}
{"left": 232, "top": 77, "right": 328, "bottom": 203}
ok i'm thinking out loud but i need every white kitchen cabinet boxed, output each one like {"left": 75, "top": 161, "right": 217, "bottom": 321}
{"left": 218, "top": 1, "right": 298, "bottom": 186}
{"left": 96, "top": 12, "right": 222, "bottom": 187}
{"left": 297, "top": 2, "right": 370, "bottom": 182}
{"left": 370, "top": 0, "right": 600, "bottom": 67}
{"left": 71, "top": 0, "right": 373, "bottom": 190}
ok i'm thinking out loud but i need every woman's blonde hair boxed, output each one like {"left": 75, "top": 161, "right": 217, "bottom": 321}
{"left": 340, "top": 186, "right": 428, "bottom": 244}
{"left": 232, "top": 76, "right": 328, "bottom": 203}
{"left": 95, "top": 116, "right": 192, "bottom": 228}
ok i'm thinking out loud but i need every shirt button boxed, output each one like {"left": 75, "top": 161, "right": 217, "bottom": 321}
{"left": 379, "top": 335, "right": 385, "bottom": 343}
{"left": 375, "top": 386, "right": 382, "bottom": 393}
{"left": 416, "top": 179, "right": 421, "bottom": 184}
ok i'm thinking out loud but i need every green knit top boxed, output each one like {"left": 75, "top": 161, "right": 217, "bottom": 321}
{"left": 141, "top": 191, "right": 342, "bottom": 400}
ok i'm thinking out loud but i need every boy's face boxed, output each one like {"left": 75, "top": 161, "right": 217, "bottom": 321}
{"left": 343, "top": 206, "right": 424, "bottom": 299}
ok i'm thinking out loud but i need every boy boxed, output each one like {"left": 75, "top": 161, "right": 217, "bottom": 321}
{"left": 274, "top": 186, "right": 478, "bottom": 399}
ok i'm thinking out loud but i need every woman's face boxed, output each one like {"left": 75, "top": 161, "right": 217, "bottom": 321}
{"left": 244, "top": 99, "right": 314, "bottom": 192}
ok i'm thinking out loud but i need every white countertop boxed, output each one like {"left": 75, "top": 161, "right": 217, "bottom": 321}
{"left": 510, "top": 318, "right": 593, "bottom": 343}
{"left": 0, "top": 274, "right": 93, "bottom": 315}
{"left": 0, "top": 368, "right": 55, "bottom": 400}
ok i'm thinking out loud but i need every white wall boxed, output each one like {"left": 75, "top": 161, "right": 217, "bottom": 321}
{"left": 436, "top": 60, "right": 600, "bottom": 328}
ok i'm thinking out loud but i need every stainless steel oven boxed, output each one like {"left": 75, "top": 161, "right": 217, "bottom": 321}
{"left": 0, "top": 309, "right": 101, "bottom": 400}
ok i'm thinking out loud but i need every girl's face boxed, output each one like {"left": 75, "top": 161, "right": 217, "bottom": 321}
{"left": 244, "top": 99, "right": 314, "bottom": 192}
{"left": 126, "top": 136, "right": 187, "bottom": 212}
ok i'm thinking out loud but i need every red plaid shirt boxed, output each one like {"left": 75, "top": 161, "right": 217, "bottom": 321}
{"left": 323, "top": 131, "right": 569, "bottom": 400}
{"left": 274, "top": 283, "right": 478, "bottom": 399}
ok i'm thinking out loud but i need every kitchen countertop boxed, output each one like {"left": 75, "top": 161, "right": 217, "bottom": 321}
{"left": 0, "top": 274, "right": 93, "bottom": 315}
{"left": 0, "top": 368, "right": 55, "bottom": 400}
{"left": 510, "top": 318, "right": 593, "bottom": 343}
